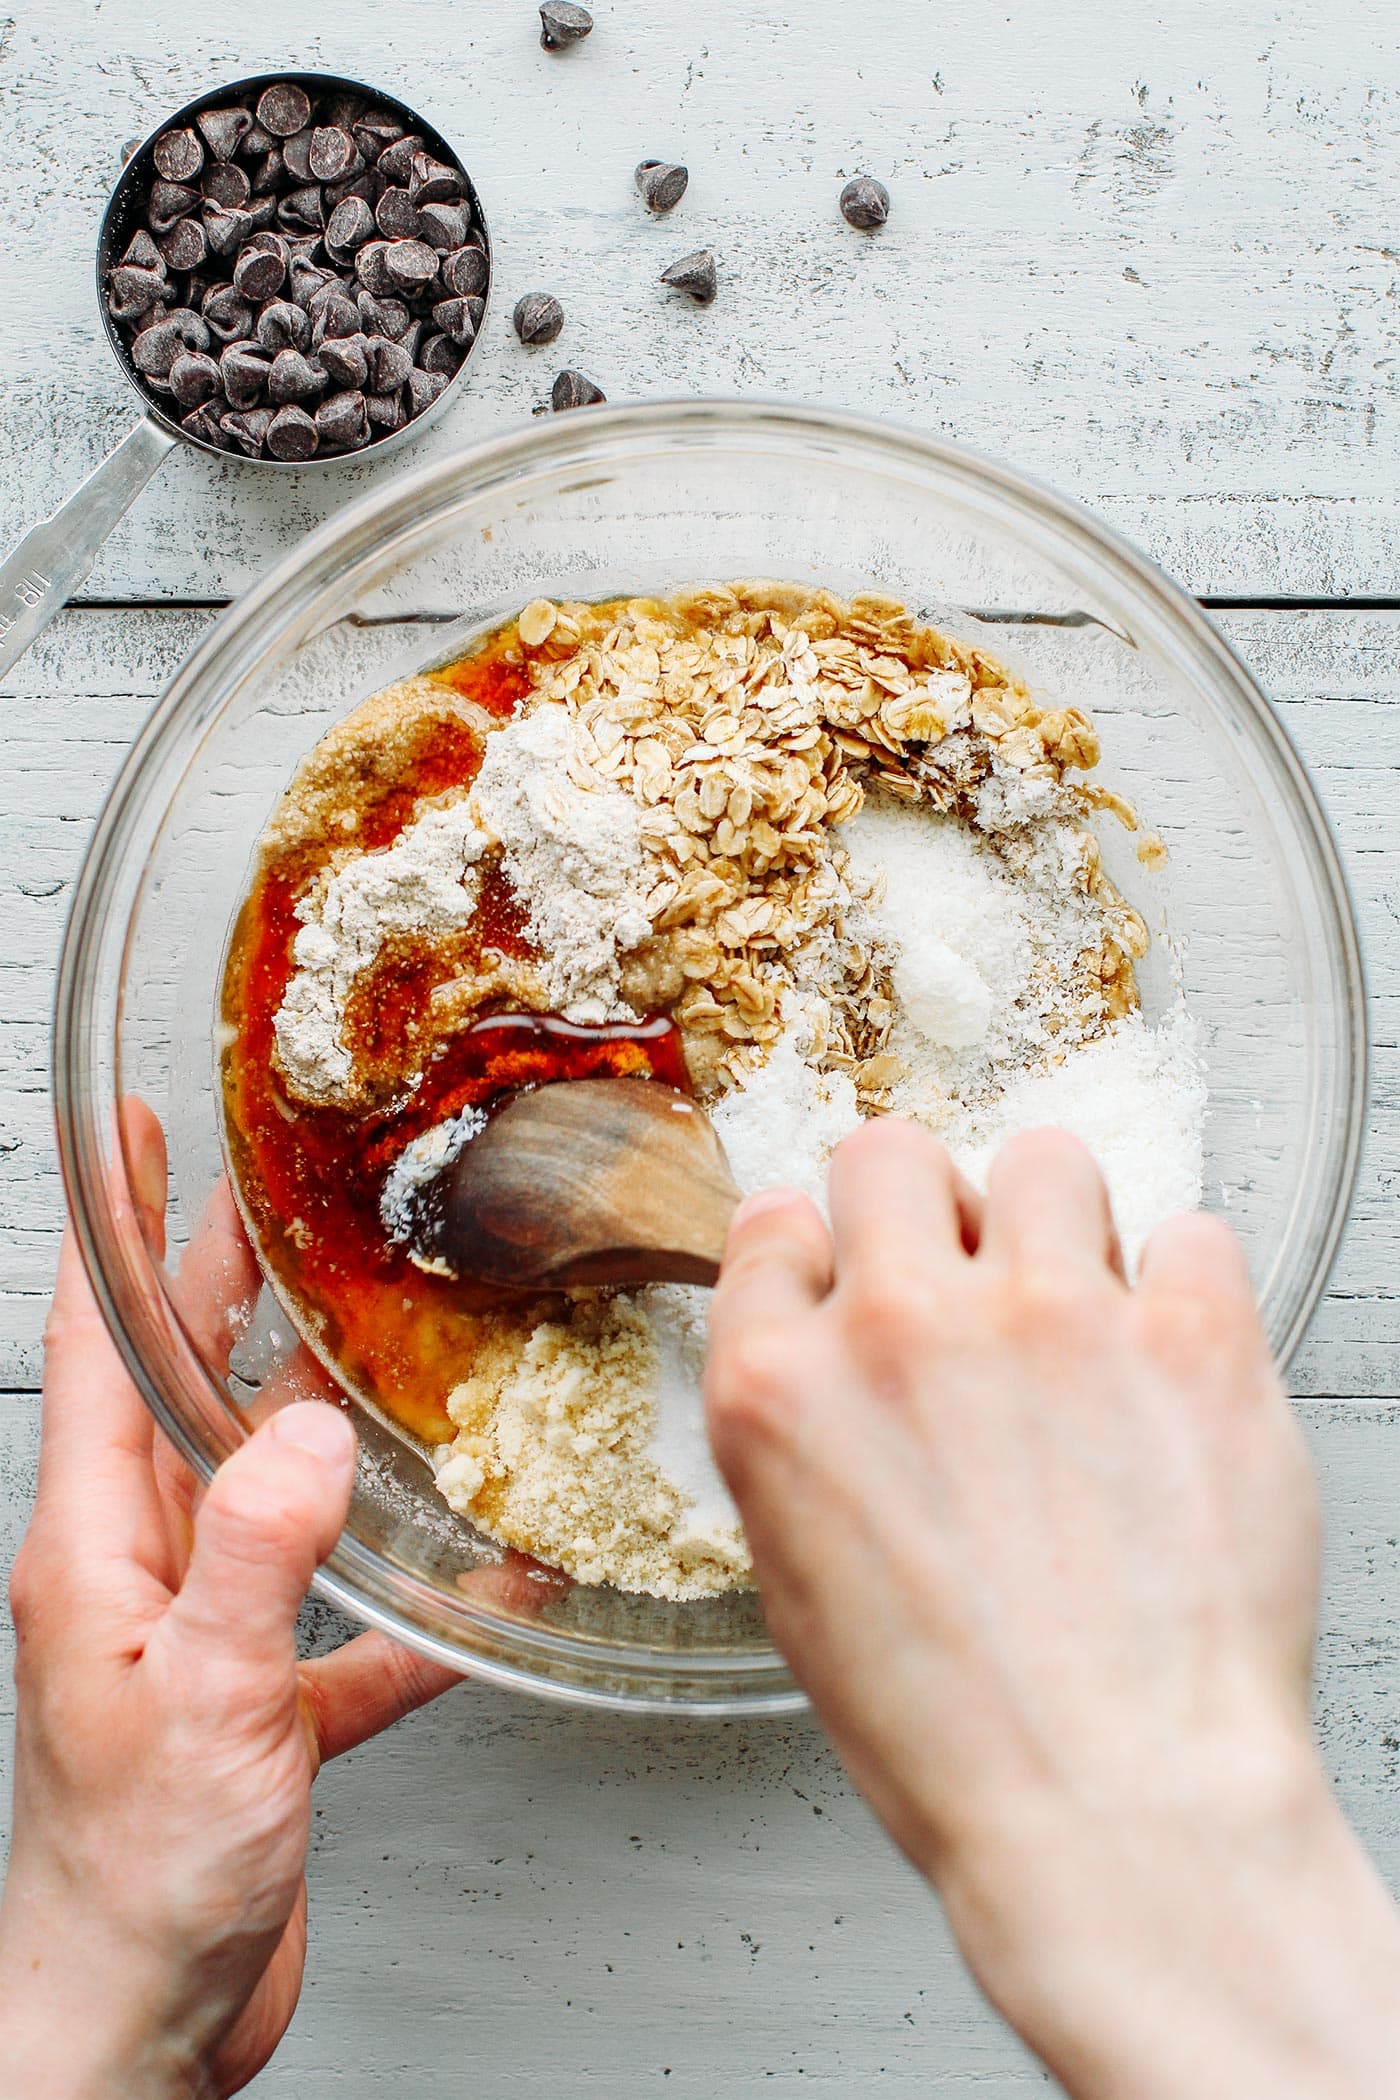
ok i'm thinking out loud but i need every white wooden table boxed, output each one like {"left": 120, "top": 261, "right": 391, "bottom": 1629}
{"left": 3, "top": 2, "right": 1399, "bottom": 2090}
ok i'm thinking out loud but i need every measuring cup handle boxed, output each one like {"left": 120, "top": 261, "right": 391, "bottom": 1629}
{"left": 0, "top": 415, "right": 178, "bottom": 681}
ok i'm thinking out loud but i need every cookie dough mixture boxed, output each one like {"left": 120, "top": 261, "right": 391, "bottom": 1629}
{"left": 220, "top": 581, "right": 1204, "bottom": 1599}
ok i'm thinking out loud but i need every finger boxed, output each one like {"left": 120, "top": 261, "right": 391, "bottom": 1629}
{"left": 978, "top": 1126, "right": 1124, "bottom": 1277}
{"left": 706, "top": 1188, "right": 833, "bottom": 1363}
{"left": 1137, "top": 1210, "right": 1253, "bottom": 1304}
{"left": 173, "top": 1176, "right": 261, "bottom": 1377}
{"left": 161, "top": 1403, "right": 356, "bottom": 1693}
{"left": 119, "top": 1096, "right": 169, "bottom": 1262}
{"left": 826, "top": 1118, "right": 977, "bottom": 1288}
{"left": 298, "top": 1631, "right": 463, "bottom": 1771}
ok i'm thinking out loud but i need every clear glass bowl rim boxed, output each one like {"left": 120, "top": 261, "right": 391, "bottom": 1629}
{"left": 53, "top": 397, "right": 1368, "bottom": 1713}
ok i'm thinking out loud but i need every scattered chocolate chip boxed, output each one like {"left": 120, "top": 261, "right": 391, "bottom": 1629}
{"left": 309, "top": 126, "right": 358, "bottom": 182}
{"left": 418, "top": 331, "right": 463, "bottom": 376}
{"left": 353, "top": 110, "right": 405, "bottom": 163}
{"left": 157, "top": 216, "right": 208, "bottom": 274}
{"left": 220, "top": 343, "right": 271, "bottom": 408}
{"left": 168, "top": 348, "right": 222, "bottom": 407}
{"left": 222, "top": 407, "right": 277, "bottom": 456}
{"left": 201, "top": 159, "right": 252, "bottom": 209}
{"left": 406, "top": 367, "right": 448, "bottom": 415}
{"left": 326, "top": 195, "right": 377, "bottom": 258}
{"left": 181, "top": 402, "right": 230, "bottom": 448}
{"left": 441, "top": 244, "right": 489, "bottom": 298}
{"left": 512, "top": 291, "right": 563, "bottom": 344}
{"left": 660, "top": 248, "right": 716, "bottom": 301}
{"left": 147, "top": 179, "right": 198, "bottom": 233}
{"left": 416, "top": 199, "right": 470, "bottom": 251}
{"left": 839, "top": 175, "right": 889, "bottom": 229}
{"left": 201, "top": 283, "right": 255, "bottom": 342}
{"left": 364, "top": 334, "right": 413, "bottom": 391}
{"left": 317, "top": 388, "right": 369, "bottom": 450}
{"left": 232, "top": 235, "right": 288, "bottom": 302}
{"left": 256, "top": 83, "right": 312, "bottom": 139}
{"left": 108, "top": 263, "right": 169, "bottom": 323}
{"left": 257, "top": 300, "right": 311, "bottom": 353}
{"left": 277, "top": 184, "right": 325, "bottom": 234}
{"left": 375, "top": 134, "right": 422, "bottom": 186}
{"left": 635, "top": 160, "right": 688, "bottom": 212}
{"left": 197, "top": 106, "right": 254, "bottom": 162}
{"left": 153, "top": 128, "right": 204, "bottom": 183}
{"left": 408, "top": 152, "right": 464, "bottom": 205}
{"left": 281, "top": 128, "right": 316, "bottom": 183}
{"left": 375, "top": 187, "right": 422, "bottom": 241}
{"left": 382, "top": 237, "right": 438, "bottom": 291}
{"left": 551, "top": 368, "right": 605, "bottom": 409}
{"left": 540, "top": 1, "right": 593, "bottom": 47}
{"left": 204, "top": 203, "right": 255, "bottom": 257}
{"left": 265, "top": 404, "right": 320, "bottom": 459}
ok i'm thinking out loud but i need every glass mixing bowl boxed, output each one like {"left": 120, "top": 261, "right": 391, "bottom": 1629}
{"left": 53, "top": 400, "right": 1365, "bottom": 1713}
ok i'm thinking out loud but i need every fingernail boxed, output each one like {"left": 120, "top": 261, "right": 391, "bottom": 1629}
{"left": 270, "top": 1402, "right": 355, "bottom": 1465}
{"left": 732, "top": 1187, "right": 806, "bottom": 1229}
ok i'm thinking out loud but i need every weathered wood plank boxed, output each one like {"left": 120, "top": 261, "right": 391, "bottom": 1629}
{"left": 2, "top": 1394, "right": 1398, "bottom": 2094}
{"left": 1, "top": 0, "right": 1397, "bottom": 600}
{"left": 3, "top": 605, "right": 1398, "bottom": 1393}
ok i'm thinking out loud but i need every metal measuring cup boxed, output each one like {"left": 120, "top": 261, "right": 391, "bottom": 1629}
{"left": 0, "top": 69, "right": 492, "bottom": 680}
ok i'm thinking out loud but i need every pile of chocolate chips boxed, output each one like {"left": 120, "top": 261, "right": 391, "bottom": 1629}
{"left": 106, "top": 81, "right": 488, "bottom": 461}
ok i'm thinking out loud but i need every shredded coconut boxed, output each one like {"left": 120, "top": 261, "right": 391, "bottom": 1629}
{"left": 274, "top": 799, "right": 488, "bottom": 1103}
{"left": 470, "top": 702, "right": 653, "bottom": 1024}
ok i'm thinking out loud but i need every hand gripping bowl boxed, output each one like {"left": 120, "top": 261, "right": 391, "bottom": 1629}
{"left": 54, "top": 401, "right": 1365, "bottom": 1713}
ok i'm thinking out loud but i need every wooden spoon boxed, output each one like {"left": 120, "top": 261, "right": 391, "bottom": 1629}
{"left": 413, "top": 1077, "right": 742, "bottom": 1290}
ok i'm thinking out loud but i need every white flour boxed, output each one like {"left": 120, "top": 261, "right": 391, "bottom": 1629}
{"left": 470, "top": 702, "right": 653, "bottom": 1024}
{"left": 274, "top": 799, "right": 488, "bottom": 1103}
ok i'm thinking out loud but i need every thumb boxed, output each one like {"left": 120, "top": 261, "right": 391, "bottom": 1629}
{"left": 165, "top": 1403, "right": 356, "bottom": 1688}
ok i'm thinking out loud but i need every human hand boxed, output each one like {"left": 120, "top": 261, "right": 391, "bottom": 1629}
{"left": 705, "top": 1122, "right": 1400, "bottom": 2100}
{"left": 0, "top": 1104, "right": 468, "bottom": 2099}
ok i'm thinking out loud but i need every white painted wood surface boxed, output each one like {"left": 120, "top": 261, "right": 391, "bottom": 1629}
{"left": 4, "top": 0, "right": 1400, "bottom": 2090}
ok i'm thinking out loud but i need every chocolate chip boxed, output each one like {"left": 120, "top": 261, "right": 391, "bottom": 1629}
{"left": 232, "top": 238, "right": 286, "bottom": 303}
{"left": 416, "top": 199, "right": 470, "bottom": 252}
{"left": 551, "top": 368, "right": 605, "bottom": 409}
{"left": 281, "top": 128, "right": 315, "bottom": 183}
{"left": 157, "top": 217, "right": 208, "bottom": 274}
{"left": 201, "top": 160, "right": 251, "bottom": 209}
{"left": 839, "top": 176, "right": 889, "bottom": 230}
{"left": 441, "top": 244, "right": 489, "bottom": 299}
{"left": 323, "top": 91, "right": 367, "bottom": 131}
{"left": 311, "top": 293, "right": 360, "bottom": 346}
{"left": 256, "top": 300, "right": 311, "bottom": 353}
{"left": 432, "top": 295, "right": 483, "bottom": 346}
{"left": 375, "top": 187, "right": 422, "bottom": 241}
{"left": 222, "top": 407, "right": 276, "bottom": 456}
{"left": 325, "top": 167, "right": 384, "bottom": 210}
{"left": 250, "top": 148, "right": 285, "bottom": 196}
{"left": 241, "top": 121, "right": 276, "bottom": 157}
{"left": 364, "top": 335, "right": 413, "bottom": 391}
{"left": 317, "top": 388, "right": 369, "bottom": 450}
{"left": 168, "top": 348, "right": 222, "bottom": 407}
{"left": 512, "top": 292, "right": 563, "bottom": 344}
{"left": 319, "top": 332, "right": 370, "bottom": 388}
{"left": 147, "top": 180, "right": 198, "bottom": 234}
{"left": 108, "top": 263, "right": 169, "bottom": 323}
{"left": 204, "top": 204, "right": 255, "bottom": 257}
{"left": 406, "top": 367, "right": 448, "bottom": 415}
{"left": 397, "top": 318, "right": 423, "bottom": 361}
{"left": 383, "top": 238, "right": 437, "bottom": 291}
{"left": 197, "top": 106, "right": 254, "bottom": 162}
{"left": 181, "top": 403, "right": 230, "bottom": 448}
{"left": 247, "top": 195, "right": 279, "bottom": 233}
{"left": 120, "top": 228, "right": 164, "bottom": 270}
{"left": 289, "top": 257, "right": 334, "bottom": 308}
{"left": 375, "top": 134, "right": 422, "bottom": 186}
{"left": 266, "top": 404, "right": 319, "bottom": 459}
{"left": 354, "top": 240, "right": 395, "bottom": 298}
{"left": 540, "top": 1, "right": 593, "bottom": 46}
{"left": 408, "top": 153, "right": 464, "bottom": 205}
{"left": 326, "top": 196, "right": 377, "bottom": 258}
{"left": 256, "top": 83, "right": 312, "bottom": 139}
{"left": 309, "top": 125, "right": 357, "bottom": 182}
{"left": 268, "top": 346, "right": 328, "bottom": 403}
{"left": 366, "top": 388, "right": 407, "bottom": 432}
{"left": 635, "top": 160, "right": 688, "bottom": 212}
{"left": 660, "top": 248, "right": 716, "bottom": 301}
{"left": 153, "top": 128, "right": 204, "bottom": 183}
{"left": 202, "top": 283, "right": 255, "bottom": 342}
{"left": 131, "top": 317, "right": 190, "bottom": 377}
{"left": 277, "top": 185, "right": 325, "bottom": 235}
{"left": 220, "top": 343, "right": 270, "bottom": 408}
{"left": 418, "top": 331, "right": 463, "bottom": 376}
{"left": 353, "top": 110, "right": 405, "bottom": 163}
